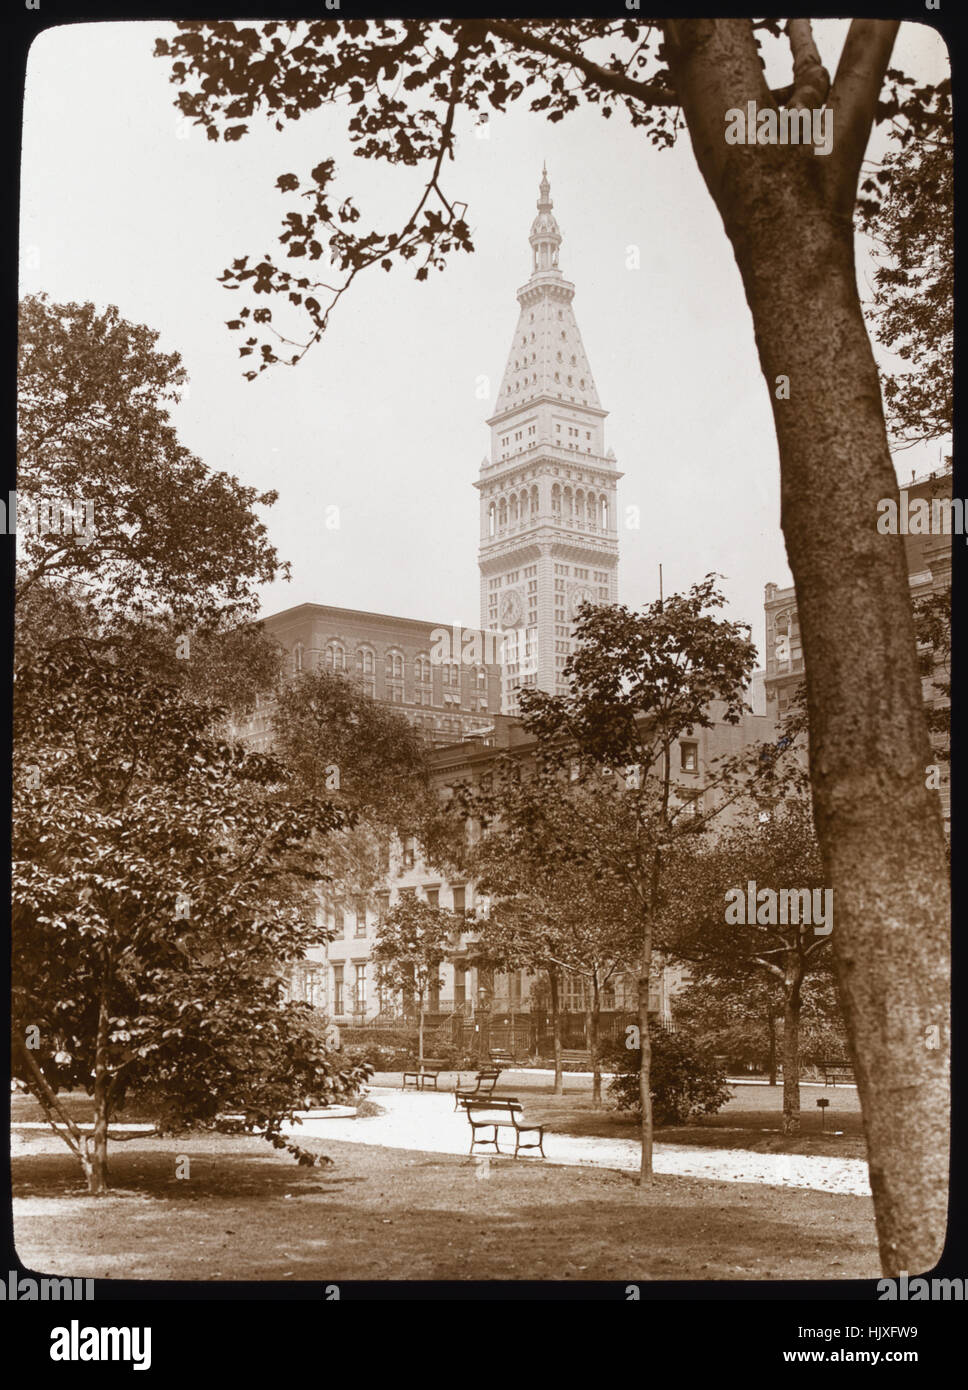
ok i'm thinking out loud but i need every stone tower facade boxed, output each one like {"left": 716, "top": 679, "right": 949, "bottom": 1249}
{"left": 475, "top": 168, "right": 622, "bottom": 712}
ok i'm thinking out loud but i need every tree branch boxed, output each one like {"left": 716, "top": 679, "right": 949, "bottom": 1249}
{"left": 785, "top": 19, "right": 830, "bottom": 111}
{"left": 827, "top": 19, "right": 900, "bottom": 214}
{"left": 478, "top": 19, "right": 676, "bottom": 107}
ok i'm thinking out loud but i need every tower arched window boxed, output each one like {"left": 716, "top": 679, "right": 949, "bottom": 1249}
{"left": 575, "top": 489, "right": 585, "bottom": 527}
{"left": 415, "top": 653, "right": 431, "bottom": 684}
{"left": 564, "top": 486, "right": 573, "bottom": 521}
{"left": 488, "top": 501, "right": 495, "bottom": 537}
{"left": 530, "top": 484, "right": 539, "bottom": 515}
{"left": 325, "top": 640, "right": 345, "bottom": 672}
{"left": 600, "top": 495, "right": 609, "bottom": 531}
{"left": 519, "top": 489, "right": 529, "bottom": 519}
{"left": 551, "top": 484, "right": 561, "bottom": 519}
{"left": 510, "top": 494, "right": 519, "bottom": 526}
{"left": 498, "top": 498, "right": 508, "bottom": 530}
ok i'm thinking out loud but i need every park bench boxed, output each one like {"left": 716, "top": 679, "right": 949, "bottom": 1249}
{"left": 402, "top": 1058, "right": 447, "bottom": 1091}
{"left": 453, "top": 1067, "right": 503, "bottom": 1111}
{"left": 560, "top": 1049, "right": 591, "bottom": 1069}
{"left": 821, "top": 1060, "right": 855, "bottom": 1086}
{"left": 488, "top": 1047, "right": 513, "bottom": 1066}
{"left": 462, "top": 1097, "right": 546, "bottom": 1158}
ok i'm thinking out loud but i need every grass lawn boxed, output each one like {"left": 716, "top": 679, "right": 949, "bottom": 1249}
{"left": 13, "top": 1129, "right": 879, "bottom": 1282}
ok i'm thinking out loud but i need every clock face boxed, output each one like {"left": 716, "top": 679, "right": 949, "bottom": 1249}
{"left": 500, "top": 589, "right": 523, "bottom": 627}
{"left": 570, "top": 584, "right": 595, "bottom": 618}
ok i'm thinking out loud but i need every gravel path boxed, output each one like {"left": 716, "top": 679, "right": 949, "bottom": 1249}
{"left": 283, "top": 1088, "right": 871, "bottom": 1197}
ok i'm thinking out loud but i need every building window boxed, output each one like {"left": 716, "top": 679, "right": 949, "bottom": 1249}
{"left": 356, "top": 646, "right": 376, "bottom": 696}
{"left": 325, "top": 641, "right": 345, "bottom": 672}
{"left": 402, "top": 836, "right": 417, "bottom": 870}
{"left": 355, "top": 898, "right": 367, "bottom": 937}
{"left": 680, "top": 741, "right": 699, "bottom": 774}
{"left": 293, "top": 642, "right": 304, "bottom": 674}
{"left": 333, "top": 901, "right": 345, "bottom": 935}
{"left": 452, "top": 885, "right": 466, "bottom": 916}
{"left": 333, "top": 965, "right": 344, "bottom": 1016}
{"left": 354, "top": 963, "right": 366, "bottom": 1016}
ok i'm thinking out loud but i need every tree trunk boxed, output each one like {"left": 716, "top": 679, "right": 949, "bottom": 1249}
{"left": 590, "top": 975, "right": 602, "bottom": 1105}
{"left": 89, "top": 983, "right": 112, "bottom": 1195}
{"left": 549, "top": 967, "right": 563, "bottom": 1095}
{"left": 781, "top": 975, "right": 802, "bottom": 1136}
{"left": 767, "top": 1009, "right": 778, "bottom": 1087}
{"left": 637, "top": 940, "right": 654, "bottom": 1187}
{"left": 417, "top": 992, "right": 425, "bottom": 1063}
{"left": 666, "top": 16, "right": 950, "bottom": 1273}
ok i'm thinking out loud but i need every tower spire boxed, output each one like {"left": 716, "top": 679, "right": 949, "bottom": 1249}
{"left": 530, "top": 164, "right": 561, "bottom": 275}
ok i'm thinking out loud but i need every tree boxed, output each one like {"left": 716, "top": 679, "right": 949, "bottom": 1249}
{"left": 673, "top": 973, "right": 785, "bottom": 1085}
{"left": 17, "top": 294, "right": 285, "bottom": 630}
{"left": 469, "top": 764, "right": 642, "bottom": 1102}
{"left": 153, "top": 16, "right": 951, "bottom": 1271}
{"left": 12, "top": 637, "right": 369, "bottom": 1195}
{"left": 666, "top": 801, "right": 841, "bottom": 1133}
{"left": 371, "top": 895, "right": 457, "bottom": 1062}
{"left": 513, "top": 578, "right": 758, "bottom": 1178}
{"left": 270, "top": 666, "right": 453, "bottom": 929}
{"left": 857, "top": 77, "right": 952, "bottom": 448}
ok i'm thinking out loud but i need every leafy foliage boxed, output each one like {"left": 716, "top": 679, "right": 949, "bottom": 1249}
{"left": 17, "top": 294, "right": 284, "bottom": 624}
{"left": 859, "top": 76, "right": 951, "bottom": 446}
{"left": 600, "top": 1030, "right": 732, "bottom": 1127}
{"left": 12, "top": 637, "right": 366, "bottom": 1184}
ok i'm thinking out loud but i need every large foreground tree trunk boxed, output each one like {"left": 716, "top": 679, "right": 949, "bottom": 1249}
{"left": 667, "top": 18, "right": 950, "bottom": 1271}
{"left": 767, "top": 1009, "right": 778, "bottom": 1087}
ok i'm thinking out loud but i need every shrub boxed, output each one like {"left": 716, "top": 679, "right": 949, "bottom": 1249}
{"left": 599, "top": 1029, "right": 732, "bottom": 1127}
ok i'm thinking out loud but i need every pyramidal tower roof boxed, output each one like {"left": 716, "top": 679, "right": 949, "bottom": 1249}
{"left": 493, "top": 167, "right": 603, "bottom": 419}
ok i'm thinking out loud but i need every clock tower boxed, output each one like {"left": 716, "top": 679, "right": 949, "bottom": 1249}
{"left": 475, "top": 167, "right": 622, "bottom": 712}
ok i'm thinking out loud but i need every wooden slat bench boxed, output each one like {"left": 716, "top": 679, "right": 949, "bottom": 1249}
{"left": 821, "top": 1061, "right": 855, "bottom": 1086}
{"left": 560, "top": 1049, "right": 591, "bottom": 1069}
{"left": 402, "top": 1059, "right": 447, "bottom": 1091}
{"left": 488, "top": 1047, "right": 513, "bottom": 1067}
{"left": 462, "top": 1098, "right": 546, "bottom": 1158}
{"left": 453, "top": 1067, "right": 502, "bottom": 1111}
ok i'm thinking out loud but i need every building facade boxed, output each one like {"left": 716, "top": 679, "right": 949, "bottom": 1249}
{"left": 475, "top": 168, "right": 622, "bottom": 712}
{"left": 233, "top": 601, "right": 502, "bottom": 752}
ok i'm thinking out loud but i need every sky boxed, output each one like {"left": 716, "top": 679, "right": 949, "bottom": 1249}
{"left": 20, "top": 19, "right": 951, "bottom": 663}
